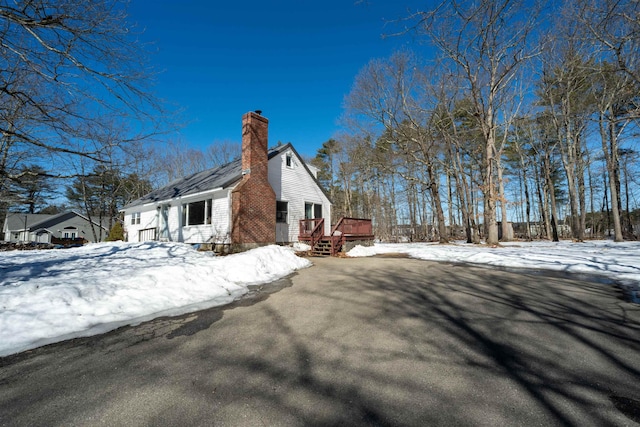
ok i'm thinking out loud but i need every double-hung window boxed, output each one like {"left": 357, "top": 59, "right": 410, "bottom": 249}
{"left": 131, "top": 212, "right": 141, "bottom": 225}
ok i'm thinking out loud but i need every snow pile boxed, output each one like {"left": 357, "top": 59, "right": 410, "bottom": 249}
{"left": 348, "top": 240, "right": 640, "bottom": 285}
{"left": 292, "top": 241, "right": 311, "bottom": 252}
{"left": 0, "top": 242, "right": 310, "bottom": 357}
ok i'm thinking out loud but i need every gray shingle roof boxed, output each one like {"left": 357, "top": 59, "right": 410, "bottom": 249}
{"left": 3, "top": 211, "right": 106, "bottom": 232}
{"left": 122, "top": 144, "right": 291, "bottom": 210}
{"left": 29, "top": 211, "right": 107, "bottom": 231}
{"left": 3, "top": 213, "right": 52, "bottom": 231}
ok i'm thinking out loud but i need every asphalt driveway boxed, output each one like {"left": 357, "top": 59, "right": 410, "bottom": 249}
{"left": 1, "top": 255, "right": 639, "bottom": 426}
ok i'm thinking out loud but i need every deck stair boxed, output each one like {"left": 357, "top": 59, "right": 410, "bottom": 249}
{"left": 311, "top": 238, "right": 333, "bottom": 256}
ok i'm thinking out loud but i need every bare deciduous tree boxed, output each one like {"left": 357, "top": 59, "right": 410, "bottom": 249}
{"left": 345, "top": 52, "right": 449, "bottom": 242}
{"left": 1, "top": 0, "right": 164, "bottom": 204}
{"left": 411, "top": 0, "right": 540, "bottom": 244}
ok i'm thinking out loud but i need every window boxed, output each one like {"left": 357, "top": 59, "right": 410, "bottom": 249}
{"left": 276, "top": 201, "right": 288, "bottom": 223}
{"left": 63, "top": 227, "right": 77, "bottom": 239}
{"left": 305, "top": 202, "right": 322, "bottom": 219}
{"left": 286, "top": 153, "right": 293, "bottom": 168}
{"left": 182, "top": 200, "right": 211, "bottom": 226}
{"left": 131, "top": 212, "right": 141, "bottom": 225}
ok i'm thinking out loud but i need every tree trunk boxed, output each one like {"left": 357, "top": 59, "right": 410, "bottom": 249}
{"left": 520, "top": 155, "right": 532, "bottom": 240}
{"left": 446, "top": 171, "right": 453, "bottom": 236}
{"left": 497, "top": 158, "right": 511, "bottom": 241}
{"left": 587, "top": 153, "right": 596, "bottom": 238}
{"left": 623, "top": 155, "right": 634, "bottom": 238}
{"left": 389, "top": 172, "right": 398, "bottom": 241}
{"left": 450, "top": 143, "right": 473, "bottom": 243}
{"left": 471, "top": 162, "right": 482, "bottom": 242}
{"left": 543, "top": 152, "right": 560, "bottom": 242}
{"left": 533, "top": 162, "right": 550, "bottom": 240}
{"left": 599, "top": 111, "right": 623, "bottom": 241}
{"left": 558, "top": 121, "right": 585, "bottom": 241}
{"left": 565, "top": 168, "right": 583, "bottom": 241}
{"left": 427, "top": 162, "right": 448, "bottom": 243}
{"left": 603, "top": 170, "right": 611, "bottom": 237}
{"left": 484, "top": 132, "right": 499, "bottom": 245}
{"left": 578, "top": 160, "right": 587, "bottom": 241}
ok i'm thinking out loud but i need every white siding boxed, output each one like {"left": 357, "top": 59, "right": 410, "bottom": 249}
{"left": 123, "top": 189, "right": 232, "bottom": 244}
{"left": 166, "top": 204, "right": 181, "bottom": 242}
{"left": 211, "top": 190, "right": 232, "bottom": 243}
{"left": 268, "top": 148, "right": 332, "bottom": 242}
{"left": 123, "top": 207, "right": 158, "bottom": 242}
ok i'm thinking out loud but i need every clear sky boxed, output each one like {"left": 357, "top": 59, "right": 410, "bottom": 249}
{"left": 127, "top": 1, "right": 425, "bottom": 158}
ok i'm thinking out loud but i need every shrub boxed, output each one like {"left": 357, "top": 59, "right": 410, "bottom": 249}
{"left": 106, "top": 222, "right": 125, "bottom": 241}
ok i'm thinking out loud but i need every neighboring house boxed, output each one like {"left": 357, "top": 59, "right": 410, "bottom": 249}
{"left": 121, "top": 111, "right": 332, "bottom": 252}
{"left": 3, "top": 214, "right": 51, "bottom": 242}
{"left": 2, "top": 211, "right": 108, "bottom": 243}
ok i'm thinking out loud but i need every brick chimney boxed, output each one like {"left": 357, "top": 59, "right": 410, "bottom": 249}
{"left": 231, "top": 111, "right": 276, "bottom": 251}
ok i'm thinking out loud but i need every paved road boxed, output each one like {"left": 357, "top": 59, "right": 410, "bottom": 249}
{"left": 1, "top": 255, "right": 639, "bottom": 426}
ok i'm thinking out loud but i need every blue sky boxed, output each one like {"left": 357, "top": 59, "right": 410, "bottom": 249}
{"left": 127, "top": 1, "right": 424, "bottom": 158}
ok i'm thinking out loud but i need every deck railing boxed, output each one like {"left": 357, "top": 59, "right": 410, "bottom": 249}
{"left": 330, "top": 217, "right": 373, "bottom": 255}
{"left": 330, "top": 217, "right": 373, "bottom": 237}
{"left": 299, "top": 218, "right": 325, "bottom": 250}
{"left": 138, "top": 227, "right": 157, "bottom": 242}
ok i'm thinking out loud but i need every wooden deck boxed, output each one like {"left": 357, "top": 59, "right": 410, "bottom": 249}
{"left": 299, "top": 217, "right": 374, "bottom": 256}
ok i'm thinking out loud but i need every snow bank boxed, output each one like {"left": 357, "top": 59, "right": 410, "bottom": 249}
{"left": 0, "top": 242, "right": 310, "bottom": 357}
{"left": 348, "top": 240, "right": 640, "bottom": 286}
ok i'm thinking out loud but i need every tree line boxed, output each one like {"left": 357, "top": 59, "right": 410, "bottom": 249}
{"left": 311, "top": 0, "right": 639, "bottom": 244}
{"left": 2, "top": 0, "right": 638, "bottom": 245}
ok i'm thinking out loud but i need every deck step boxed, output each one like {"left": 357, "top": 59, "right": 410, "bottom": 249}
{"left": 310, "top": 238, "right": 342, "bottom": 256}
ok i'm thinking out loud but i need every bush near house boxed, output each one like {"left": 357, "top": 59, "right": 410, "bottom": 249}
{"left": 106, "top": 222, "right": 125, "bottom": 241}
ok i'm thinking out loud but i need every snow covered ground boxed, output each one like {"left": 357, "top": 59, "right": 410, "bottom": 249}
{"left": 1, "top": 239, "right": 639, "bottom": 358}
{"left": 348, "top": 240, "right": 640, "bottom": 287}
{"left": 0, "top": 242, "right": 310, "bottom": 357}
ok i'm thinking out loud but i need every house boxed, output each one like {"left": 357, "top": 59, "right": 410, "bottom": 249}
{"left": 121, "top": 111, "right": 333, "bottom": 252}
{"left": 2, "top": 211, "right": 108, "bottom": 244}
